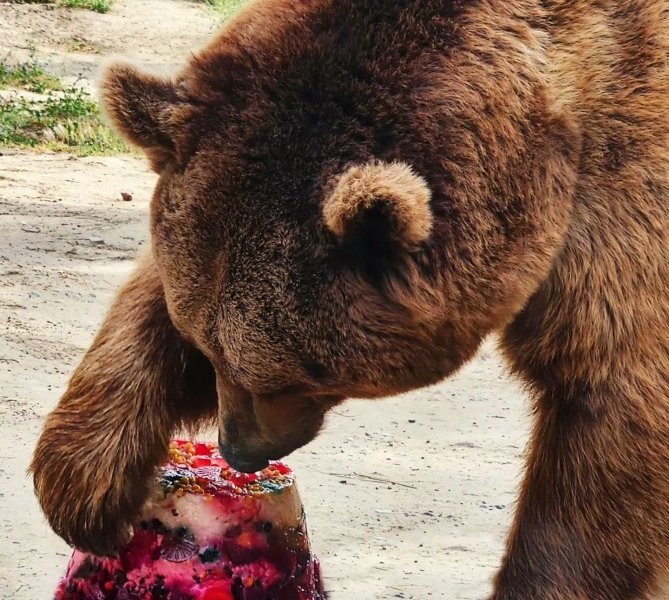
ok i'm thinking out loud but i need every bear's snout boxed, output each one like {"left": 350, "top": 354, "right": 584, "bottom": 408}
{"left": 218, "top": 434, "right": 270, "bottom": 474}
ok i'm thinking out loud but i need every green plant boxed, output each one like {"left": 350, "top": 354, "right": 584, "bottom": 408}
{"left": 67, "top": 36, "right": 102, "bottom": 54}
{"left": 0, "top": 86, "right": 128, "bottom": 155}
{"left": 9, "top": 0, "right": 111, "bottom": 9}
{"left": 0, "top": 58, "right": 62, "bottom": 93}
{"left": 203, "top": 0, "right": 246, "bottom": 19}
{"left": 59, "top": 0, "right": 112, "bottom": 12}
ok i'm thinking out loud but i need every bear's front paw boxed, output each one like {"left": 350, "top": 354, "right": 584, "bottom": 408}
{"left": 31, "top": 426, "right": 151, "bottom": 556}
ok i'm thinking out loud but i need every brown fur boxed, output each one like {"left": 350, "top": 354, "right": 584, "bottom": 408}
{"left": 323, "top": 160, "right": 433, "bottom": 248}
{"left": 31, "top": 0, "right": 669, "bottom": 597}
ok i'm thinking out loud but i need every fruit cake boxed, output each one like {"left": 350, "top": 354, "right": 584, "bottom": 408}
{"left": 55, "top": 440, "right": 326, "bottom": 600}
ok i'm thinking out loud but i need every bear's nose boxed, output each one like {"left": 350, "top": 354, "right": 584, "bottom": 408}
{"left": 218, "top": 436, "right": 269, "bottom": 474}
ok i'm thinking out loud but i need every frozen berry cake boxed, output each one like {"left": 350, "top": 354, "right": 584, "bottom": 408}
{"left": 55, "top": 440, "right": 326, "bottom": 600}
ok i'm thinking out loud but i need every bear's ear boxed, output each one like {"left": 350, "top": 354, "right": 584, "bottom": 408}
{"left": 99, "top": 63, "right": 196, "bottom": 171}
{"left": 323, "top": 161, "right": 433, "bottom": 251}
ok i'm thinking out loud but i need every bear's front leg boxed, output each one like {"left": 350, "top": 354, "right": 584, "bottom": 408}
{"left": 31, "top": 253, "right": 217, "bottom": 556}
{"left": 491, "top": 387, "right": 669, "bottom": 600}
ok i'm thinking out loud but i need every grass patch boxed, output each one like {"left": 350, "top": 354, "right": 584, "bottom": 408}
{"left": 59, "top": 0, "right": 112, "bottom": 13}
{"left": 66, "top": 36, "right": 103, "bottom": 54}
{"left": 1, "top": 86, "right": 128, "bottom": 155}
{"left": 0, "top": 58, "right": 62, "bottom": 93}
{"left": 8, "top": 0, "right": 112, "bottom": 12}
{"left": 202, "top": 0, "right": 246, "bottom": 19}
{"left": 0, "top": 58, "right": 126, "bottom": 155}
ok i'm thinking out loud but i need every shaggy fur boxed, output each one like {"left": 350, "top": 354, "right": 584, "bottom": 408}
{"left": 31, "top": 0, "right": 669, "bottom": 597}
{"left": 323, "top": 160, "right": 433, "bottom": 248}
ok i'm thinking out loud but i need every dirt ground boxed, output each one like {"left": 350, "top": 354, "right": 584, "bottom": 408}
{"left": 0, "top": 1, "right": 532, "bottom": 598}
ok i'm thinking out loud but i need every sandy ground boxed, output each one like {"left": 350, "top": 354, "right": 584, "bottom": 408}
{"left": 0, "top": 0, "right": 220, "bottom": 88}
{"left": 0, "top": 2, "right": 532, "bottom": 598}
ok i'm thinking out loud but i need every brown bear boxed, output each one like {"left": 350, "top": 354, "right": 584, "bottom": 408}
{"left": 31, "top": 0, "right": 669, "bottom": 598}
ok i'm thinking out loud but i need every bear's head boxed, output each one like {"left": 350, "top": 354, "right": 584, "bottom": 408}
{"left": 100, "top": 0, "right": 579, "bottom": 472}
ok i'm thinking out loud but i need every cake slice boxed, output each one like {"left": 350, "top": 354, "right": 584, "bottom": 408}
{"left": 55, "top": 440, "right": 325, "bottom": 600}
